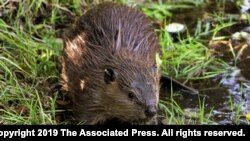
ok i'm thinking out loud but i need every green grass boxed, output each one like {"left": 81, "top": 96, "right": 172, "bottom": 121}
{"left": 159, "top": 28, "right": 230, "bottom": 79}
{"left": 0, "top": 0, "right": 248, "bottom": 124}
{"left": 0, "top": 0, "right": 64, "bottom": 124}
{"left": 159, "top": 83, "right": 215, "bottom": 125}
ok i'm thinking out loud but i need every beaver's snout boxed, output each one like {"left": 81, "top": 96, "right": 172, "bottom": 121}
{"left": 145, "top": 105, "right": 157, "bottom": 118}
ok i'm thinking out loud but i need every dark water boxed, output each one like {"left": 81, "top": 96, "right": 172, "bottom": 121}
{"left": 160, "top": 1, "right": 250, "bottom": 124}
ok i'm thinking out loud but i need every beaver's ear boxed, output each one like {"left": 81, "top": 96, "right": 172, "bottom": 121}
{"left": 104, "top": 69, "right": 116, "bottom": 84}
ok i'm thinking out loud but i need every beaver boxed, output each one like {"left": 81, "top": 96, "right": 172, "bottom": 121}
{"left": 60, "top": 2, "right": 161, "bottom": 124}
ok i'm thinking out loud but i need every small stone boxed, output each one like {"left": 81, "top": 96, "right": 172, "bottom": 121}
{"left": 240, "top": 13, "right": 248, "bottom": 21}
{"left": 232, "top": 31, "right": 250, "bottom": 40}
{"left": 232, "top": 32, "right": 242, "bottom": 40}
{"left": 166, "top": 23, "right": 186, "bottom": 34}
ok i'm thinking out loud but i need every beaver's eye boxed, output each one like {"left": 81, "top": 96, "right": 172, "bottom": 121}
{"left": 104, "top": 68, "right": 115, "bottom": 84}
{"left": 128, "top": 91, "right": 135, "bottom": 99}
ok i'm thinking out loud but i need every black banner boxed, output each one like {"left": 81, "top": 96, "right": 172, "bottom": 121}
{"left": 0, "top": 125, "right": 249, "bottom": 138}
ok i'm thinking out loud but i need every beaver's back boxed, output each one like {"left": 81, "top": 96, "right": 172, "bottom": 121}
{"left": 64, "top": 2, "right": 159, "bottom": 61}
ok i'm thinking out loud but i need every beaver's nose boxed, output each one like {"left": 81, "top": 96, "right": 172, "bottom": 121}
{"left": 145, "top": 105, "right": 157, "bottom": 118}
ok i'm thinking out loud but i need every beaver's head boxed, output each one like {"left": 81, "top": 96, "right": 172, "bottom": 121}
{"left": 100, "top": 54, "right": 160, "bottom": 124}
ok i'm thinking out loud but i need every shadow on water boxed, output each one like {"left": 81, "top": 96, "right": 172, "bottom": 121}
{"left": 160, "top": 0, "right": 250, "bottom": 124}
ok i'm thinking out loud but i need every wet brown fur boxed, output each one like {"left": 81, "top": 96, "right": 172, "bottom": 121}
{"left": 60, "top": 2, "right": 161, "bottom": 124}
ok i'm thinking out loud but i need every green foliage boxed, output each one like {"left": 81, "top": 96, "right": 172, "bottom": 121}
{"left": 159, "top": 28, "right": 229, "bottom": 79}
{"left": 0, "top": 0, "right": 246, "bottom": 124}
{"left": 0, "top": 0, "right": 63, "bottom": 124}
{"left": 141, "top": 3, "right": 192, "bottom": 20}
